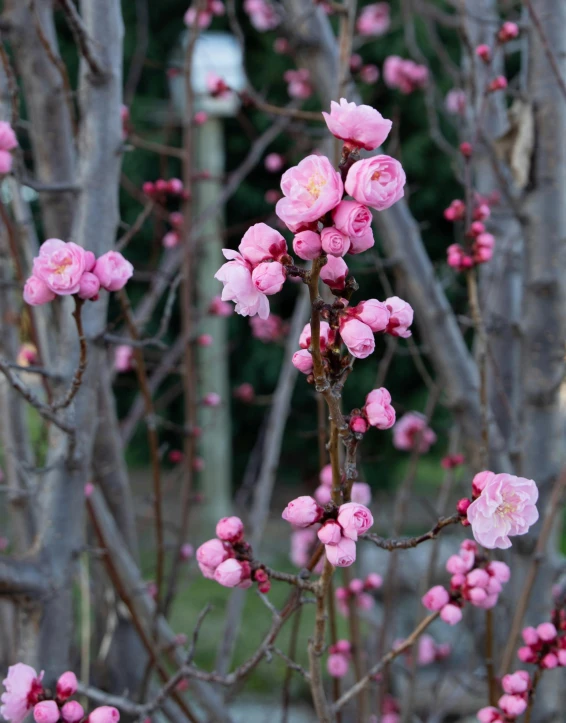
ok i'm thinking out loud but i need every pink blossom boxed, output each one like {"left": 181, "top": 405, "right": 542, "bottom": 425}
{"left": 349, "top": 578, "right": 364, "bottom": 595}
{"left": 467, "top": 568, "right": 490, "bottom": 588}
{"left": 417, "top": 635, "right": 437, "bottom": 666}
{"left": 0, "top": 150, "right": 13, "bottom": 174}
{"left": 114, "top": 345, "right": 134, "bottom": 373}
{"left": 206, "top": 72, "right": 230, "bottom": 98}
{"left": 293, "top": 230, "right": 322, "bottom": 260}
{"left": 252, "top": 261, "right": 286, "bottom": 295}
{"left": 365, "top": 572, "right": 382, "bottom": 590}
{"left": 23, "top": 276, "right": 56, "bottom": 306}
{"left": 284, "top": 69, "right": 312, "bottom": 99}
{"left": 445, "top": 89, "right": 466, "bottom": 115}
{"left": 33, "top": 702, "right": 59, "bottom": 723}
{"left": 322, "top": 99, "right": 392, "bottom": 151}
{"left": 93, "top": 251, "right": 133, "bottom": 292}
{"left": 502, "top": 671, "right": 529, "bottom": 695}
{"left": 56, "top": 672, "right": 77, "bottom": 700}
{"left": 357, "top": 3, "right": 390, "bottom": 36}
{"left": 244, "top": 0, "right": 280, "bottom": 30}
{"left": 88, "top": 707, "right": 120, "bottom": 723}
{"left": 320, "top": 255, "right": 348, "bottom": 290}
{"left": 421, "top": 585, "right": 449, "bottom": 611}
{"left": 215, "top": 558, "right": 249, "bottom": 587}
{"left": 337, "top": 502, "right": 374, "bottom": 540}
{"left": 488, "top": 561, "right": 510, "bottom": 583}
{"left": 215, "top": 249, "right": 269, "bottom": 319}
{"left": 385, "top": 296, "right": 413, "bottom": 338}
{"left": 383, "top": 56, "right": 428, "bottom": 93}
{"left": 350, "top": 483, "right": 372, "bottom": 505}
{"left": 327, "top": 653, "right": 349, "bottom": 677}
{"left": 318, "top": 521, "right": 343, "bottom": 545}
{"left": 276, "top": 155, "right": 344, "bottom": 228}
{"left": 340, "top": 318, "right": 375, "bottom": 359}
{"left": 209, "top": 296, "right": 233, "bottom": 317}
{"left": 320, "top": 464, "right": 333, "bottom": 486}
{"left": 350, "top": 415, "right": 369, "bottom": 434}
{"left": 78, "top": 271, "right": 101, "bottom": 300}
{"left": 325, "top": 537, "right": 357, "bottom": 567}
{"left": 349, "top": 227, "right": 375, "bottom": 254}
{"left": 196, "top": 539, "right": 231, "bottom": 569}
{"left": 1, "top": 664, "right": 44, "bottom": 723}
{"left": 440, "top": 604, "right": 462, "bottom": 625}
{"left": 498, "top": 21, "right": 520, "bottom": 43}
{"left": 239, "top": 223, "right": 287, "bottom": 266}
{"left": 265, "top": 153, "right": 284, "bottom": 172}
{"left": 353, "top": 299, "right": 390, "bottom": 332}
{"left": 162, "top": 231, "right": 179, "bottom": 249}
{"left": 393, "top": 412, "right": 436, "bottom": 453}
{"left": 61, "top": 702, "right": 84, "bottom": 723}
{"left": 33, "top": 239, "right": 87, "bottom": 295}
{"left": 0, "top": 121, "right": 18, "bottom": 151}
{"left": 282, "top": 496, "right": 323, "bottom": 527}
{"left": 321, "top": 226, "right": 350, "bottom": 257}
{"left": 314, "top": 484, "right": 332, "bottom": 505}
{"left": 300, "top": 321, "right": 334, "bottom": 351}
{"left": 498, "top": 695, "right": 527, "bottom": 717}
{"left": 444, "top": 199, "right": 466, "bottom": 221}
{"left": 541, "top": 653, "right": 559, "bottom": 669}
{"left": 488, "top": 76, "right": 508, "bottom": 93}
{"left": 446, "top": 549, "right": 474, "bottom": 574}
{"left": 292, "top": 350, "right": 313, "bottom": 374}
{"left": 477, "top": 707, "right": 501, "bottom": 723}
{"left": 467, "top": 472, "right": 539, "bottom": 549}
{"left": 216, "top": 516, "right": 244, "bottom": 543}
{"left": 345, "top": 156, "right": 406, "bottom": 212}
{"left": 364, "top": 387, "right": 396, "bottom": 429}
{"left": 360, "top": 65, "right": 380, "bottom": 84}
{"left": 537, "top": 622, "right": 557, "bottom": 641}
{"left": 332, "top": 200, "right": 372, "bottom": 238}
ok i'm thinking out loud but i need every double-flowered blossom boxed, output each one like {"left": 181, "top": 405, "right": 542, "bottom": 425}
{"left": 383, "top": 56, "right": 428, "bottom": 94}
{"left": 322, "top": 99, "right": 392, "bottom": 151}
{"left": 345, "top": 156, "right": 406, "bottom": 211}
{"left": 393, "top": 412, "right": 436, "bottom": 453}
{"left": 363, "top": 387, "right": 396, "bottom": 429}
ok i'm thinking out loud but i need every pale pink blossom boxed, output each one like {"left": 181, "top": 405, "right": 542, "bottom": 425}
{"left": 445, "top": 89, "right": 466, "bottom": 115}
{"left": 32, "top": 239, "right": 87, "bottom": 295}
{"left": 114, "top": 345, "right": 134, "bottom": 372}
{"left": 33, "top": 702, "right": 58, "bottom": 723}
{"left": 502, "top": 671, "right": 529, "bottom": 695}
{"left": 322, "top": 99, "right": 392, "bottom": 151}
{"left": 214, "top": 558, "right": 249, "bottom": 587}
{"left": 293, "top": 230, "right": 322, "bottom": 260}
{"left": 284, "top": 69, "right": 312, "bottom": 99}
{"left": 498, "top": 695, "right": 527, "bottom": 717}
{"left": 93, "top": 251, "right": 133, "bottom": 292}
{"left": 421, "top": 585, "right": 449, "bottom": 611}
{"left": 216, "top": 516, "right": 244, "bottom": 543}
{"left": 384, "top": 56, "right": 429, "bottom": 94}
{"left": 385, "top": 296, "right": 413, "bottom": 338}
{"left": 345, "top": 156, "right": 406, "bottom": 211}
{"left": 357, "top": 3, "right": 390, "bottom": 36}
{"left": 314, "top": 484, "right": 332, "bottom": 505}
{"left": 56, "top": 672, "right": 77, "bottom": 700}
{"left": 0, "top": 121, "right": 18, "bottom": 151}
{"left": 364, "top": 387, "right": 396, "bottom": 429}
{"left": 162, "top": 231, "right": 180, "bottom": 249}
{"left": 332, "top": 200, "right": 372, "bottom": 238}
{"left": 340, "top": 318, "right": 375, "bottom": 359}
{"left": 61, "top": 702, "right": 84, "bottom": 723}
{"left": 327, "top": 653, "right": 349, "bottom": 677}
{"left": 320, "top": 464, "right": 333, "bottom": 486}
{"left": 265, "top": 153, "right": 284, "bottom": 172}
{"left": 320, "top": 255, "right": 348, "bottom": 290}
{"left": 349, "top": 227, "right": 375, "bottom": 254}
{"left": 250, "top": 313, "right": 287, "bottom": 342}
{"left": 318, "top": 520, "right": 343, "bottom": 545}
{"left": 351, "top": 482, "right": 372, "bottom": 505}
{"left": 292, "top": 349, "right": 313, "bottom": 374}
{"left": 239, "top": 223, "right": 287, "bottom": 266}
{"left": 78, "top": 271, "right": 101, "bottom": 300}
{"left": 244, "top": 0, "right": 280, "bottom": 30}
{"left": 196, "top": 538, "right": 231, "bottom": 569}
{"left": 353, "top": 299, "right": 390, "bottom": 331}
{"left": 440, "top": 604, "right": 462, "bottom": 625}
{"left": 360, "top": 65, "right": 380, "bottom": 84}
{"left": 209, "top": 296, "right": 233, "bottom": 316}
{"left": 325, "top": 537, "right": 357, "bottom": 567}
{"left": 23, "top": 276, "right": 56, "bottom": 306}
{"left": 1, "top": 664, "right": 44, "bottom": 723}
{"left": 88, "top": 707, "right": 120, "bottom": 723}
{"left": 321, "top": 226, "right": 350, "bottom": 257}
{"left": 215, "top": 249, "right": 269, "bottom": 319}
{"left": 282, "top": 496, "right": 323, "bottom": 527}
{"left": 300, "top": 321, "right": 334, "bottom": 351}
{"left": 276, "top": 155, "right": 344, "bottom": 228}
{"left": 467, "top": 472, "right": 539, "bottom": 549}
{"left": 337, "top": 502, "right": 374, "bottom": 540}
{"left": 393, "top": 412, "right": 436, "bottom": 453}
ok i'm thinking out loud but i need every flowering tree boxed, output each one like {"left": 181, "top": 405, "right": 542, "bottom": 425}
{"left": 0, "top": 1, "right": 565, "bottom": 723}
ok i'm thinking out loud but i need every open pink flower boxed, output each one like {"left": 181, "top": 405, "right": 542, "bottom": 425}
{"left": 33, "top": 239, "right": 86, "bottom": 295}
{"left": 332, "top": 200, "right": 372, "bottom": 237}
{"left": 1, "top": 664, "right": 44, "bottom": 723}
{"left": 23, "top": 276, "right": 56, "bottom": 306}
{"left": 325, "top": 537, "right": 357, "bottom": 567}
{"left": 320, "top": 255, "right": 348, "bottom": 290}
{"left": 385, "top": 296, "right": 413, "bottom": 338}
{"left": 215, "top": 249, "right": 269, "bottom": 319}
{"left": 345, "top": 156, "right": 406, "bottom": 212}
{"left": 337, "top": 502, "right": 374, "bottom": 540}
{"left": 282, "top": 496, "right": 323, "bottom": 527}
{"left": 356, "top": 2, "right": 390, "bottom": 36}
{"left": 276, "top": 155, "right": 343, "bottom": 228}
{"left": 239, "top": 223, "right": 287, "bottom": 266}
{"left": 322, "top": 99, "right": 392, "bottom": 151}
{"left": 340, "top": 318, "right": 375, "bottom": 359}
{"left": 364, "top": 388, "right": 396, "bottom": 429}
{"left": 467, "top": 473, "right": 539, "bottom": 549}
{"left": 321, "top": 226, "right": 350, "bottom": 257}
{"left": 393, "top": 412, "right": 436, "bottom": 453}
{"left": 93, "top": 251, "right": 133, "bottom": 292}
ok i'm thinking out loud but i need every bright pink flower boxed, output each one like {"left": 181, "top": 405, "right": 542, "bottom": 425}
{"left": 214, "top": 558, "right": 249, "bottom": 587}
{"left": 23, "top": 276, "right": 56, "bottom": 306}
{"left": 356, "top": 3, "right": 390, "bottom": 36}
{"left": 292, "top": 349, "right": 313, "bottom": 374}
{"left": 340, "top": 318, "right": 375, "bottom": 359}
{"left": 33, "top": 702, "right": 59, "bottom": 723}
{"left": 33, "top": 239, "right": 87, "bottom": 295}
{"left": 502, "top": 671, "right": 529, "bottom": 695}
{"left": 300, "top": 321, "right": 334, "bottom": 351}
{"left": 0, "top": 121, "right": 18, "bottom": 151}
{"left": 320, "top": 464, "right": 333, "bottom": 486}
{"left": 293, "top": 230, "right": 322, "bottom": 260}
{"left": 327, "top": 653, "right": 349, "bottom": 678}
{"left": 78, "top": 271, "right": 101, "bottom": 300}
{"left": 537, "top": 622, "right": 557, "bottom": 641}
{"left": 276, "top": 155, "right": 344, "bottom": 228}
{"left": 216, "top": 516, "right": 244, "bottom": 543}
{"left": 349, "top": 227, "right": 375, "bottom": 254}
{"left": 467, "top": 473, "right": 539, "bottom": 549}
{"left": 350, "top": 482, "right": 372, "bottom": 505}
{"left": 321, "top": 226, "right": 350, "bottom": 257}
{"left": 1, "top": 665, "right": 44, "bottom": 723}
{"left": 314, "top": 485, "right": 332, "bottom": 505}
{"left": 244, "top": 0, "right": 281, "bottom": 31}
{"left": 93, "top": 251, "right": 133, "bottom": 292}
{"left": 440, "top": 604, "right": 462, "bottom": 625}
{"left": 61, "top": 702, "right": 84, "bottom": 723}
{"left": 345, "top": 156, "right": 406, "bottom": 211}
{"left": 252, "top": 261, "right": 286, "bottom": 295}
{"left": 488, "top": 561, "right": 510, "bottom": 583}
{"left": 360, "top": 65, "right": 379, "bottom": 84}
{"left": 320, "top": 255, "right": 348, "bottom": 290}
{"left": 445, "top": 89, "right": 466, "bottom": 115}
{"left": 325, "top": 537, "right": 357, "bottom": 567}
{"left": 421, "top": 585, "right": 449, "bottom": 611}
{"left": 385, "top": 296, "right": 413, "bottom": 338}
{"left": 353, "top": 299, "right": 390, "bottom": 332}
{"left": 350, "top": 415, "right": 369, "bottom": 434}
{"left": 318, "top": 521, "right": 343, "bottom": 545}
{"left": 332, "top": 200, "right": 372, "bottom": 238}
{"left": 196, "top": 539, "right": 231, "bottom": 569}
{"left": 56, "top": 672, "right": 77, "bottom": 700}
{"left": 364, "top": 387, "right": 396, "bottom": 429}
{"left": 215, "top": 249, "right": 269, "bottom": 319}
{"left": 477, "top": 707, "right": 501, "bottom": 723}
{"left": 265, "top": 153, "right": 284, "bottom": 172}
{"left": 393, "top": 412, "right": 436, "bottom": 453}
{"left": 322, "top": 99, "right": 392, "bottom": 151}
{"left": 498, "top": 21, "right": 520, "bottom": 42}
{"left": 239, "top": 223, "right": 287, "bottom": 266}
{"left": 498, "top": 695, "right": 527, "bottom": 717}
{"left": 284, "top": 68, "right": 312, "bottom": 99}
{"left": 282, "top": 496, "right": 323, "bottom": 527}
{"left": 88, "top": 707, "right": 119, "bottom": 723}
{"left": 337, "top": 502, "right": 374, "bottom": 540}
{"left": 209, "top": 296, "right": 233, "bottom": 317}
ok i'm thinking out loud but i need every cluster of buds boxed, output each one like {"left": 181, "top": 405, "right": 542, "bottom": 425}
{"left": 284, "top": 68, "right": 312, "bottom": 99}
{"left": 478, "top": 671, "right": 530, "bottom": 722}
{"left": 327, "top": 640, "right": 352, "bottom": 678}
{"left": 393, "top": 411, "right": 437, "bottom": 453}
{"left": 1, "top": 665, "right": 118, "bottom": 723}
{"left": 444, "top": 198, "right": 496, "bottom": 271}
{"left": 518, "top": 616, "right": 566, "bottom": 668}
{"left": 314, "top": 464, "right": 371, "bottom": 507}
{"left": 282, "top": 496, "right": 373, "bottom": 568}
{"left": 421, "top": 540, "right": 511, "bottom": 624}
{"left": 142, "top": 177, "right": 187, "bottom": 201}
{"left": 335, "top": 573, "right": 382, "bottom": 616}
{"left": 196, "top": 517, "right": 271, "bottom": 592}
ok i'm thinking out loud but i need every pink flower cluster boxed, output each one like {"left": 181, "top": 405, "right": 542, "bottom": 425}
{"left": 478, "top": 671, "right": 530, "bottom": 721}
{"left": 335, "top": 573, "right": 382, "bottom": 616}
{"left": 282, "top": 496, "right": 374, "bottom": 568}
{"left": 184, "top": 0, "right": 224, "bottom": 28}
{"left": 0, "top": 120, "right": 18, "bottom": 174}
{"left": 356, "top": 3, "right": 390, "bottom": 36}
{"left": 250, "top": 313, "right": 288, "bottom": 342}
{"left": 284, "top": 69, "right": 312, "bottom": 100}
{"left": 23, "top": 240, "right": 133, "bottom": 306}
{"left": 384, "top": 56, "right": 428, "bottom": 94}
{"left": 313, "top": 463, "right": 371, "bottom": 506}
{"left": 349, "top": 386, "right": 396, "bottom": 433}
{"left": 422, "top": 540, "right": 511, "bottom": 624}
{"left": 327, "top": 640, "right": 352, "bottom": 678}
{"left": 393, "top": 412, "right": 436, "bottom": 453}
{"left": 244, "top": 0, "right": 280, "bottom": 31}
{"left": 196, "top": 517, "right": 271, "bottom": 592}
{"left": 517, "top": 614, "right": 566, "bottom": 669}
{"left": 413, "top": 634, "right": 451, "bottom": 666}
{"left": 143, "top": 177, "right": 187, "bottom": 200}
{"left": 464, "top": 471, "right": 539, "bottom": 549}
{"left": 1, "top": 664, "right": 118, "bottom": 723}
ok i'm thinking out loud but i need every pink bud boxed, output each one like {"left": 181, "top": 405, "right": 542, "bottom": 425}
{"left": 34, "top": 703, "right": 60, "bottom": 723}
{"left": 488, "top": 76, "right": 508, "bottom": 92}
{"left": 142, "top": 181, "right": 155, "bottom": 196}
{"left": 78, "top": 272, "right": 101, "bottom": 300}
{"left": 472, "top": 470, "right": 495, "bottom": 497}
{"left": 422, "top": 585, "right": 449, "bottom": 612}
{"left": 233, "top": 382, "right": 255, "bottom": 403}
{"left": 502, "top": 671, "right": 529, "bottom": 695}
{"left": 292, "top": 230, "right": 322, "bottom": 261}
{"left": 349, "top": 578, "right": 364, "bottom": 595}
{"left": 168, "top": 178, "right": 184, "bottom": 195}
{"left": 498, "top": 694, "right": 527, "bottom": 717}
{"left": 265, "top": 153, "right": 284, "bottom": 172}
{"left": 350, "top": 482, "right": 372, "bottom": 505}
{"left": 467, "top": 568, "right": 490, "bottom": 588}
{"left": 470, "top": 221, "right": 485, "bottom": 236}
{"left": 194, "top": 111, "right": 208, "bottom": 125}
{"left": 337, "top": 502, "right": 374, "bottom": 541}
{"left": 457, "top": 498, "right": 471, "bottom": 516}
{"left": 180, "top": 543, "right": 194, "bottom": 560}
{"left": 318, "top": 521, "right": 343, "bottom": 545}
{"left": 353, "top": 299, "right": 390, "bottom": 332}
{"left": 460, "top": 142, "right": 472, "bottom": 158}
{"left": 282, "top": 496, "right": 323, "bottom": 527}
{"left": 325, "top": 537, "right": 357, "bottom": 567}
{"left": 488, "top": 561, "right": 511, "bottom": 583}
{"left": 168, "top": 449, "right": 183, "bottom": 464}
{"left": 440, "top": 604, "right": 462, "bottom": 625}
{"left": 468, "top": 587, "right": 487, "bottom": 604}
{"left": 215, "top": 516, "right": 244, "bottom": 543}
{"left": 252, "top": 261, "right": 286, "bottom": 295}
{"left": 56, "top": 671, "right": 78, "bottom": 700}
{"left": 292, "top": 349, "right": 313, "bottom": 374}
{"left": 365, "top": 573, "right": 382, "bottom": 590}
{"left": 258, "top": 580, "right": 271, "bottom": 594}
{"left": 61, "top": 702, "right": 84, "bottom": 723}
{"left": 23, "top": 276, "right": 56, "bottom": 306}
{"left": 327, "top": 653, "right": 349, "bottom": 678}
{"left": 340, "top": 318, "right": 375, "bottom": 359}
{"left": 84, "top": 251, "right": 96, "bottom": 272}
{"left": 475, "top": 44, "right": 491, "bottom": 62}
{"left": 521, "top": 626, "right": 539, "bottom": 645}
{"left": 498, "top": 21, "right": 519, "bottom": 43}
{"left": 197, "top": 334, "right": 213, "bottom": 347}
{"left": 320, "top": 255, "right": 348, "bottom": 290}
{"left": 203, "top": 392, "right": 221, "bottom": 407}
{"left": 314, "top": 484, "right": 332, "bottom": 505}
{"left": 350, "top": 415, "right": 369, "bottom": 434}
{"left": 517, "top": 646, "right": 536, "bottom": 663}
{"left": 88, "top": 708, "right": 120, "bottom": 723}
{"left": 196, "top": 539, "right": 231, "bottom": 569}
{"left": 321, "top": 226, "right": 350, "bottom": 257}
{"left": 537, "top": 622, "right": 557, "bottom": 641}
{"left": 214, "top": 558, "right": 249, "bottom": 587}
{"left": 477, "top": 707, "right": 501, "bottom": 723}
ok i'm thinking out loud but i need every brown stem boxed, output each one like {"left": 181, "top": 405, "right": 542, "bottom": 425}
{"left": 485, "top": 608, "right": 497, "bottom": 706}
{"left": 52, "top": 297, "right": 88, "bottom": 410}
{"left": 362, "top": 513, "right": 461, "bottom": 550}
{"left": 466, "top": 269, "right": 489, "bottom": 468}
{"left": 326, "top": 580, "right": 342, "bottom": 722}
{"left": 308, "top": 559, "right": 333, "bottom": 722}
{"left": 524, "top": 668, "right": 542, "bottom": 723}
{"left": 342, "top": 566, "right": 368, "bottom": 719}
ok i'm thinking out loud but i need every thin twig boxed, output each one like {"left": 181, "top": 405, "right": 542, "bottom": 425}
{"left": 57, "top": 0, "right": 106, "bottom": 80}
{"left": 52, "top": 297, "right": 88, "bottom": 410}
{"left": 362, "top": 513, "right": 460, "bottom": 550}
